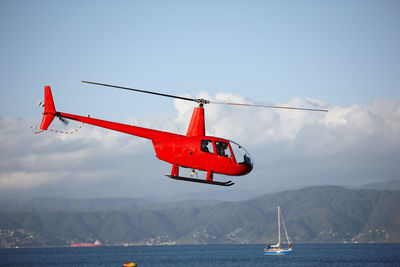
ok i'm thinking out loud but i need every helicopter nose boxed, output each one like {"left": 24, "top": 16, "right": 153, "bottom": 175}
{"left": 239, "top": 163, "right": 253, "bottom": 176}
{"left": 246, "top": 164, "right": 253, "bottom": 174}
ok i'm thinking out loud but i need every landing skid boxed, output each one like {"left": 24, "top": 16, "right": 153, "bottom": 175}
{"left": 166, "top": 175, "right": 234, "bottom": 186}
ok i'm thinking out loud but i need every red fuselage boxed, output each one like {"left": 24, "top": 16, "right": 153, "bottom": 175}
{"left": 58, "top": 112, "right": 253, "bottom": 177}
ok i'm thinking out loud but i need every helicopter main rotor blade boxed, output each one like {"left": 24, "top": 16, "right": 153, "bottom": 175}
{"left": 210, "top": 101, "right": 328, "bottom": 112}
{"left": 82, "top": 81, "right": 198, "bottom": 103}
{"left": 82, "top": 81, "right": 328, "bottom": 112}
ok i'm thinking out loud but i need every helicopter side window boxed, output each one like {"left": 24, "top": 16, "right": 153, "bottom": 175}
{"left": 215, "top": 141, "right": 232, "bottom": 158}
{"left": 201, "top": 140, "right": 214, "bottom": 154}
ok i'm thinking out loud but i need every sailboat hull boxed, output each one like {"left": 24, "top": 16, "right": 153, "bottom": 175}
{"left": 264, "top": 248, "right": 292, "bottom": 255}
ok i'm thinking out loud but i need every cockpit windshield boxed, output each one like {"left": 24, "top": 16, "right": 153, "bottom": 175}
{"left": 229, "top": 141, "right": 253, "bottom": 167}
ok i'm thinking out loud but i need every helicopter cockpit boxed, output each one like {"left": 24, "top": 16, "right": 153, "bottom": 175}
{"left": 229, "top": 140, "right": 253, "bottom": 167}
{"left": 201, "top": 139, "right": 253, "bottom": 167}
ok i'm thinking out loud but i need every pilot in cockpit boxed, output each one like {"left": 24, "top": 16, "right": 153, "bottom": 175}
{"left": 216, "top": 141, "right": 228, "bottom": 157}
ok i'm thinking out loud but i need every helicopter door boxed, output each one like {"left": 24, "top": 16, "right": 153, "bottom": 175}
{"left": 215, "top": 141, "right": 232, "bottom": 158}
{"left": 214, "top": 141, "right": 235, "bottom": 173}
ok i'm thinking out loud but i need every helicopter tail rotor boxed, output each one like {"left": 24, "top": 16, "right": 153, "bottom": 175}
{"left": 57, "top": 116, "right": 69, "bottom": 125}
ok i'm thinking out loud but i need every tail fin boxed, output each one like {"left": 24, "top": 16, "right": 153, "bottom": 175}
{"left": 39, "top": 86, "right": 56, "bottom": 130}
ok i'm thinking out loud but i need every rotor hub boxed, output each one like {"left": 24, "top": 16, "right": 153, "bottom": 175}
{"left": 194, "top": 99, "right": 210, "bottom": 106}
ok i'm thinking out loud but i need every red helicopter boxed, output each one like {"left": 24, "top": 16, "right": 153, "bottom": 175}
{"left": 37, "top": 81, "right": 327, "bottom": 186}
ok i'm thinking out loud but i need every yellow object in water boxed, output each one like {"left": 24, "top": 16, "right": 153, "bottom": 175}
{"left": 122, "top": 262, "right": 137, "bottom": 267}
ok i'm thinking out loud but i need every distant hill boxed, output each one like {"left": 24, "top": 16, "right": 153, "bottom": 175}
{"left": 360, "top": 179, "right": 400, "bottom": 191}
{"left": 0, "top": 197, "right": 155, "bottom": 212}
{"left": 0, "top": 186, "right": 399, "bottom": 247}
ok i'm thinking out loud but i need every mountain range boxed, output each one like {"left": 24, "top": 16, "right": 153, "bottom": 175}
{"left": 0, "top": 184, "right": 399, "bottom": 247}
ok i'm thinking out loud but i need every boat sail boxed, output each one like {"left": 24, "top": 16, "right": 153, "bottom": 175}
{"left": 264, "top": 206, "right": 292, "bottom": 255}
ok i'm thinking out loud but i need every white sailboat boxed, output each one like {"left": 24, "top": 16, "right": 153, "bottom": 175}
{"left": 264, "top": 206, "right": 292, "bottom": 255}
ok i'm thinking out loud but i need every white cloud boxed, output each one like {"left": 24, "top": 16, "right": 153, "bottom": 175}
{"left": 0, "top": 171, "right": 55, "bottom": 191}
{"left": 0, "top": 95, "right": 399, "bottom": 197}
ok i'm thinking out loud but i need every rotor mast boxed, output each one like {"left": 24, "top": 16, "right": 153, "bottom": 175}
{"left": 186, "top": 105, "right": 205, "bottom": 137}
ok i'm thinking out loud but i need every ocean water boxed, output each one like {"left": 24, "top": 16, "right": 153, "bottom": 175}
{"left": 1, "top": 244, "right": 399, "bottom": 267}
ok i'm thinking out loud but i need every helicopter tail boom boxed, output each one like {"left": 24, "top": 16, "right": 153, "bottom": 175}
{"left": 58, "top": 111, "right": 176, "bottom": 141}
{"left": 37, "top": 86, "right": 179, "bottom": 141}
{"left": 39, "top": 86, "right": 57, "bottom": 131}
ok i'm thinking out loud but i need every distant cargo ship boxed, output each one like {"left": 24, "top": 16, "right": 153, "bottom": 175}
{"left": 71, "top": 240, "right": 102, "bottom": 247}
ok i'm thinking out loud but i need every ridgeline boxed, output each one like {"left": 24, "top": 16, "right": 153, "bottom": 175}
{"left": 1, "top": 185, "right": 399, "bottom": 247}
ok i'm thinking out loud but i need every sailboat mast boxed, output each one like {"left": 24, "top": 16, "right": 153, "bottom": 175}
{"left": 278, "top": 206, "right": 281, "bottom": 246}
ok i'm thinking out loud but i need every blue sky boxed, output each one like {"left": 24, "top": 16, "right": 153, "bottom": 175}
{"left": 1, "top": 0, "right": 399, "bottom": 118}
{"left": 1, "top": 0, "right": 399, "bottom": 199}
